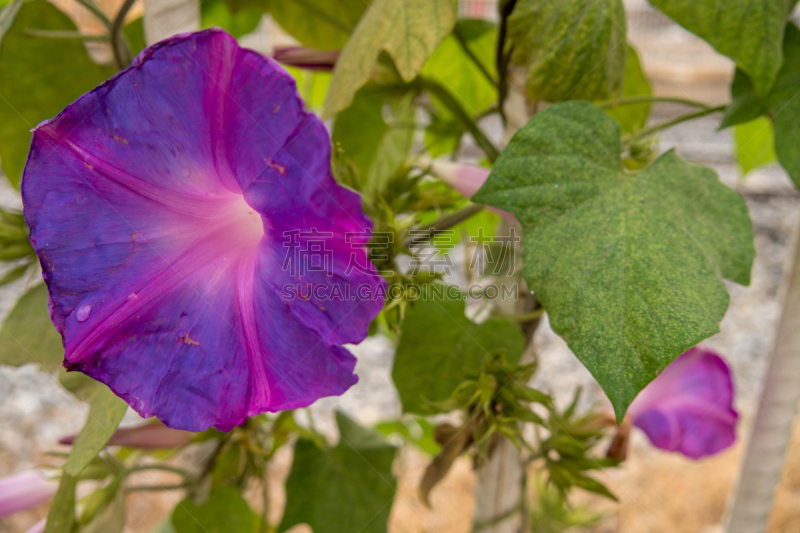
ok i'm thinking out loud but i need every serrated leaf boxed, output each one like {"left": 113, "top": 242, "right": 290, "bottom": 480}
{"left": 650, "top": 0, "right": 795, "bottom": 95}
{"left": 508, "top": 0, "right": 626, "bottom": 103}
{"left": 63, "top": 386, "right": 127, "bottom": 476}
{"left": 0, "top": 283, "right": 63, "bottom": 372}
{"left": 322, "top": 0, "right": 457, "bottom": 117}
{"left": 735, "top": 117, "right": 777, "bottom": 174}
{"left": 720, "top": 24, "right": 800, "bottom": 187}
{"left": 279, "top": 412, "right": 396, "bottom": 533}
{"left": 44, "top": 474, "right": 76, "bottom": 533}
{"left": 602, "top": 45, "right": 651, "bottom": 134}
{"left": 392, "top": 286, "right": 525, "bottom": 414}
{"left": 0, "top": 0, "right": 115, "bottom": 187}
{"left": 172, "top": 486, "right": 255, "bottom": 533}
{"left": 473, "top": 101, "right": 754, "bottom": 421}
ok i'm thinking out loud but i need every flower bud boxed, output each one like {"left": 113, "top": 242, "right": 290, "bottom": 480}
{"left": 627, "top": 347, "right": 738, "bottom": 459}
{"left": 0, "top": 471, "right": 57, "bottom": 518}
{"left": 273, "top": 47, "right": 339, "bottom": 71}
{"left": 60, "top": 422, "right": 193, "bottom": 450}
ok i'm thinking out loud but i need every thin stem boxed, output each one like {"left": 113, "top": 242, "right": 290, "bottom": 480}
{"left": 126, "top": 464, "right": 191, "bottom": 477}
{"left": 24, "top": 29, "right": 109, "bottom": 41}
{"left": 127, "top": 483, "right": 190, "bottom": 492}
{"left": 495, "top": 0, "right": 518, "bottom": 124}
{"left": 453, "top": 26, "right": 497, "bottom": 88}
{"left": 628, "top": 105, "right": 726, "bottom": 142}
{"left": 75, "top": 0, "right": 112, "bottom": 29}
{"left": 259, "top": 465, "right": 270, "bottom": 533}
{"left": 495, "top": 308, "right": 545, "bottom": 323}
{"left": 420, "top": 78, "right": 500, "bottom": 162}
{"left": 405, "top": 204, "right": 485, "bottom": 248}
{"left": 110, "top": 0, "right": 136, "bottom": 70}
{"left": 597, "top": 96, "right": 719, "bottom": 111}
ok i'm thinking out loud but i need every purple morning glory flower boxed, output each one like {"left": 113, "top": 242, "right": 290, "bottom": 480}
{"left": 21, "top": 29, "right": 384, "bottom": 431}
{"left": 628, "top": 347, "right": 738, "bottom": 459}
{"left": 0, "top": 471, "right": 56, "bottom": 518}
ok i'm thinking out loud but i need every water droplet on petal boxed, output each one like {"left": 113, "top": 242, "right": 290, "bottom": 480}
{"left": 76, "top": 305, "right": 92, "bottom": 322}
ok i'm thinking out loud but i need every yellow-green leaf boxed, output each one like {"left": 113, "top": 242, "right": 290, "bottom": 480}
{"left": 63, "top": 386, "right": 127, "bottom": 476}
{"left": 735, "top": 117, "right": 777, "bottom": 174}
{"left": 0, "top": 284, "right": 63, "bottom": 372}
{"left": 508, "top": 0, "right": 626, "bottom": 103}
{"left": 44, "top": 474, "right": 76, "bottom": 533}
{"left": 0, "top": 0, "right": 114, "bottom": 187}
{"left": 322, "top": 0, "right": 457, "bottom": 117}
{"left": 602, "top": 45, "right": 652, "bottom": 134}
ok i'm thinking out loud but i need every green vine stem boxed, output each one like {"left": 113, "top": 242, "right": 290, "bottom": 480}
{"left": 495, "top": 0, "right": 518, "bottom": 125}
{"left": 110, "top": 0, "right": 136, "bottom": 70}
{"left": 420, "top": 78, "right": 501, "bottom": 163}
{"left": 626, "top": 104, "right": 727, "bottom": 144}
{"left": 453, "top": 25, "right": 497, "bottom": 88}
{"left": 24, "top": 29, "right": 109, "bottom": 41}
{"left": 404, "top": 204, "right": 485, "bottom": 248}
{"left": 75, "top": 0, "right": 112, "bottom": 29}
{"left": 597, "top": 95, "right": 721, "bottom": 110}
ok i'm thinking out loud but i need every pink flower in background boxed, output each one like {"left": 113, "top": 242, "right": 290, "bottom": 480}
{"left": 22, "top": 29, "right": 385, "bottom": 432}
{"left": 624, "top": 347, "right": 738, "bottom": 459}
{"left": 426, "top": 160, "right": 515, "bottom": 220}
{"left": 0, "top": 471, "right": 57, "bottom": 518}
{"left": 60, "top": 422, "right": 193, "bottom": 449}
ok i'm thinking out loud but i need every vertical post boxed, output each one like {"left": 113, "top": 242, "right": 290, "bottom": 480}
{"left": 726, "top": 225, "right": 800, "bottom": 532}
{"left": 472, "top": 66, "right": 531, "bottom": 533}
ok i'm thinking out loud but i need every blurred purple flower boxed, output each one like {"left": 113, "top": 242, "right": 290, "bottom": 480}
{"left": 427, "top": 160, "right": 515, "bottom": 220}
{"left": 60, "top": 422, "right": 193, "bottom": 449}
{"left": 273, "top": 47, "right": 339, "bottom": 71}
{"left": 0, "top": 471, "right": 56, "bottom": 518}
{"left": 22, "top": 29, "right": 384, "bottom": 432}
{"left": 627, "top": 347, "right": 738, "bottom": 459}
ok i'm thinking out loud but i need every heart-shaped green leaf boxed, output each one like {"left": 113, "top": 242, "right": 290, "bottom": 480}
{"left": 392, "top": 287, "right": 525, "bottom": 414}
{"left": 473, "top": 101, "right": 754, "bottom": 420}
{"left": 322, "top": 0, "right": 457, "bottom": 117}
{"left": 279, "top": 412, "right": 396, "bottom": 533}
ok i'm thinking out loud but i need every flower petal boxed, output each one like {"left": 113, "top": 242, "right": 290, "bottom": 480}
{"left": 628, "top": 347, "right": 738, "bottom": 458}
{"left": 22, "top": 29, "right": 384, "bottom": 431}
{"left": 0, "top": 471, "right": 56, "bottom": 517}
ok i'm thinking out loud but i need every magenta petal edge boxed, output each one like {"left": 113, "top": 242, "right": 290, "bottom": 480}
{"left": 628, "top": 347, "right": 739, "bottom": 459}
{"left": 21, "top": 29, "right": 385, "bottom": 432}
